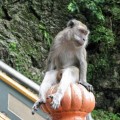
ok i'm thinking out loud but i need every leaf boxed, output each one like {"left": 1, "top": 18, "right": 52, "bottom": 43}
{"left": 67, "top": 1, "right": 79, "bottom": 12}
{"left": 39, "top": 24, "right": 46, "bottom": 30}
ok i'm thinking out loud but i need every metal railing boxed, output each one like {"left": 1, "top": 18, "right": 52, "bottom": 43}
{"left": 0, "top": 61, "right": 39, "bottom": 92}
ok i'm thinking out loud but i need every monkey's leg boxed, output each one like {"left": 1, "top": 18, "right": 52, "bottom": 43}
{"left": 48, "top": 66, "right": 79, "bottom": 109}
{"left": 32, "top": 70, "right": 58, "bottom": 114}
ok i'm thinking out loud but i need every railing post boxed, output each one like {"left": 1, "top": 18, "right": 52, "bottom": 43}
{"left": 40, "top": 83, "right": 95, "bottom": 120}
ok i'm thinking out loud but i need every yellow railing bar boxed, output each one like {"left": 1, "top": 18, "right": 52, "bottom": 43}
{"left": 0, "top": 71, "right": 38, "bottom": 103}
{"left": 0, "top": 112, "right": 11, "bottom": 120}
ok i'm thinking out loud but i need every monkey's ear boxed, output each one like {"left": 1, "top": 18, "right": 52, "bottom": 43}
{"left": 67, "top": 20, "right": 74, "bottom": 28}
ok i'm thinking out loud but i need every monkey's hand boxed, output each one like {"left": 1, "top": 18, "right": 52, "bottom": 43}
{"left": 32, "top": 99, "right": 44, "bottom": 115}
{"left": 47, "top": 93, "right": 62, "bottom": 109}
{"left": 79, "top": 81, "right": 93, "bottom": 92}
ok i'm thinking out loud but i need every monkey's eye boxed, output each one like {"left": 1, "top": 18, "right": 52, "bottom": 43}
{"left": 79, "top": 29, "right": 88, "bottom": 35}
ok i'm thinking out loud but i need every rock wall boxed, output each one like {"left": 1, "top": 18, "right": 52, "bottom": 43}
{"left": 0, "top": 0, "right": 120, "bottom": 112}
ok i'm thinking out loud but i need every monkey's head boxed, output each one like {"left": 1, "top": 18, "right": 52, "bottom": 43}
{"left": 67, "top": 19, "right": 90, "bottom": 47}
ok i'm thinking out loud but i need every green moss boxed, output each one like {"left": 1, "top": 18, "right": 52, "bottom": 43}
{"left": 7, "top": 40, "right": 43, "bottom": 84}
{"left": 39, "top": 22, "right": 53, "bottom": 48}
{"left": 92, "top": 110, "right": 120, "bottom": 120}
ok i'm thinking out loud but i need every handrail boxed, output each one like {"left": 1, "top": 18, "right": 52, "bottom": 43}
{"left": 0, "top": 71, "right": 39, "bottom": 102}
{"left": 0, "top": 61, "right": 39, "bottom": 92}
{"left": 0, "top": 112, "right": 11, "bottom": 120}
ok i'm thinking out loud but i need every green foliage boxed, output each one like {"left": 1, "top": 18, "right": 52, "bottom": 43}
{"left": 88, "top": 64, "right": 95, "bottom": 81}
{"left": 9, "top": 41, "right": 17, "bottom": 51}
{"left": 97, "top": 58, "right": 109, "bottom": 67}
{"left": 111, "top": 6, "right": 120, "bottom": 20}
{"left": 67, "top": 0, "right": 79, "bottom": 12}
{"left": 82, "top": 0, "right": 105, "bottom": 21}
{"left": 7, "top": 41, "right": 42, "bottom": 84}
{"left": 67, "top": 0, "right": 105, "bottom": 22}
{"left": 66, "top": 0, "right": 119, "bottom": 82}
{"left": 92, "top": 110, "right": 120, "bottom": 120}
{"left": 8, "top": 41, "right": 18, "bottom": 57}
{"left": 91, "top": 26, "right": 115, "bottom": 45}
{"left": 39, "top": 23, "right": 53, "bottom": 47}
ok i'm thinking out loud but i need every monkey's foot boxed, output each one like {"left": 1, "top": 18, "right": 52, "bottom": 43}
{"left": 79, "top": 81, "right": 94, "bottom": 92}
{"left": 32, "top": 99, "right": 44, "bottom": 115}
{"left": 47, "top": 93, "right": 62, "bottom": 109}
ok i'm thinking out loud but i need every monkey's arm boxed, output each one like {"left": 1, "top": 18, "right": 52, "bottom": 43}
{"left": 79, "top": 48, "right": 87, "bottom": 82}
{"left": 79, "top": 48, "right": 93, "bottom": 92}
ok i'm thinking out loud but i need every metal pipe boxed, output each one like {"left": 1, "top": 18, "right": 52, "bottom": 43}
{"left": 0, "top": 61, "right": 39, "bottom": 92}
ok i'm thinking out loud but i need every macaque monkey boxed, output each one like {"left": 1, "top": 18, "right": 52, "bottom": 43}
{"left": 32, "top": 19, "right": 94, "bottom": 120}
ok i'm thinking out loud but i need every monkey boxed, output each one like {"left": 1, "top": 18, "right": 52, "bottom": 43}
{"left": 32, "top": 19, "right": 94, "bottom": 120}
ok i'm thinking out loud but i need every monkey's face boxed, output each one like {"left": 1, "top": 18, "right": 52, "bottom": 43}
{"left": 73, "top": 21, "right": 89, "bottom": 46}
{"left": 67, "top": 19, "right": 90, "bottom": 46}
